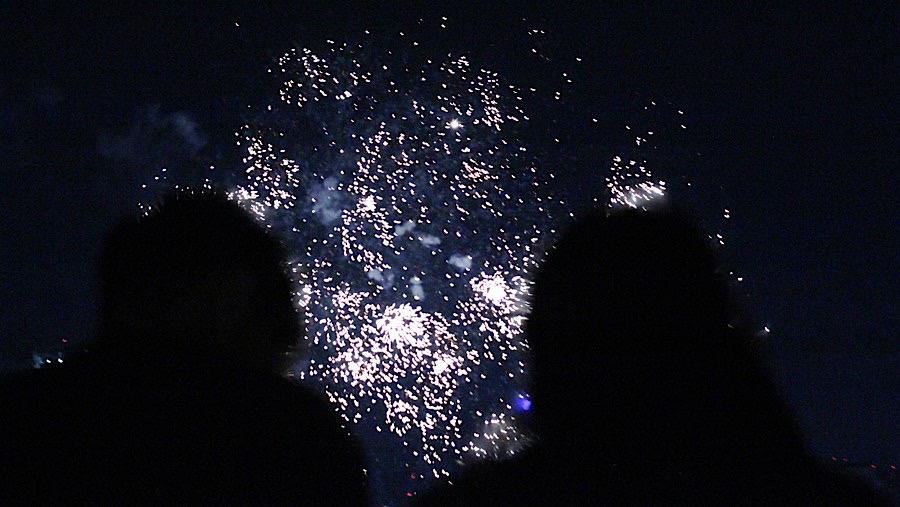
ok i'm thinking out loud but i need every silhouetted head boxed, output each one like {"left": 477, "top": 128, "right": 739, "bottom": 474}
{"left": 96, "top": 191, "right": 300, "bottom": 369}
{"left": 419, "top": 208, "right": 881, "bottom": 507}
{"left": 529, "top": 207, "right": 732, "bottom": 352}
{"left": 525, "top": 207, "right": 790, "bottom": 462}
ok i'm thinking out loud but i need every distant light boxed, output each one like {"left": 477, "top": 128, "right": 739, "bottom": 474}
{"left": 448, "top": 118, "right": 462, "bottom": 130}
{"left": 515, "top": 394, "right": 532, "bottom": 412}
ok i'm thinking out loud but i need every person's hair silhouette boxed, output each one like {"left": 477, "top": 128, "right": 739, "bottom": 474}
{"left": 96, "top": 191, "right": 300, "bottom": 368}
{"left": 1, "top": 191, "right": 369, "bottom": 505}
{"left": 418, "top": 207, "right": 889, "bottom": 505}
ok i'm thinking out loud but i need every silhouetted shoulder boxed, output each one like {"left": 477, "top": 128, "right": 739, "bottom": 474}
{"left": 1, "top": 191, "right": 370, "bottom": 505}
{"left": 1, "top": 355, "right": 369, "bottom": 504}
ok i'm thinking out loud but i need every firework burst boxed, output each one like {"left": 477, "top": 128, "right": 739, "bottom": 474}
{"left": 229, "top": 39, "right": 561, "bottom": 499}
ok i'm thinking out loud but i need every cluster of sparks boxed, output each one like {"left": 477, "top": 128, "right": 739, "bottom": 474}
{"left": 228, "top": 40, "right": 561, "bottom": 498}
{"left": 606, "top": 153, "right": 666, "bottom": 208}
{"left": 603, "top": 101, "right": 677, "bottom": 209}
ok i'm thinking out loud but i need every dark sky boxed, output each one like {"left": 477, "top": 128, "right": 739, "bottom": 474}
{"left": 1, "top": 0, "right": 896, "bottom": 468}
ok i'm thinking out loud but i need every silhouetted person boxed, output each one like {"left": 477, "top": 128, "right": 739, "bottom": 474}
{"left": 419, "top": 207, "right": 889, "bottom": 505}
{"left": 0, "top": 191, "right": 369, "bottom": 505}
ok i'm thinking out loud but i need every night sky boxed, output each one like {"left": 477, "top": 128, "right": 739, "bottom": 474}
{"left": 2, "top": 0, "right": 896, "bottom": 495}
